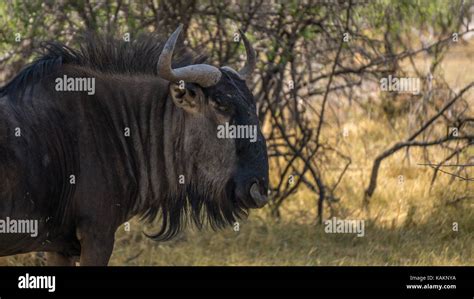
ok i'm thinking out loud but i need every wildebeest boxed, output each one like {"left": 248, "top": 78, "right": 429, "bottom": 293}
{"left": 0, "top": 25, "right": 269, "bottom": 265}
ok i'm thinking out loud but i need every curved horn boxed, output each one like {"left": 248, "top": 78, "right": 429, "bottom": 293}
{"left": 157, "top": 25, "right": 222, "bottom": 87}
{"left": 237, "top": 29, "right": 256, "bottom": 79}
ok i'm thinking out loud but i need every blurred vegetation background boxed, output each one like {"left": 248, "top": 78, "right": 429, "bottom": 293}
{"left": 0, "top": 0, "right": 473, "bottom": 265}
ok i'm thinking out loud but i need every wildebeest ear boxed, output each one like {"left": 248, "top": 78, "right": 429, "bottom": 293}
{"left": 169, "top": 82, "right": 201, "bottom": 113}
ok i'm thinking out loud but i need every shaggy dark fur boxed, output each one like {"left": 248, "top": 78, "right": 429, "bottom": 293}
{"left": 1, "top": 33, "right": 204, "bottom": 99}
{"left": 0, "top": 32, "right": 268, "bottom": 265}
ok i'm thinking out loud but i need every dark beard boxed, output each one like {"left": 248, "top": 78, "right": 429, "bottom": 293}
{"left": 144, "top": 180, "right": 248, "bottom": 241}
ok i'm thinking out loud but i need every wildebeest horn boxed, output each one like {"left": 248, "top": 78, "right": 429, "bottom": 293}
{"left": 237, "top": 29, "right": 256, "bottom": 79}
{"left": 157, "top": 24, "right": 222, "bottom": 87}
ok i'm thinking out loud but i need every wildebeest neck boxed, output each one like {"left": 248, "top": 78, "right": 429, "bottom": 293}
{"left": 28, "top": 65, "right": 177, "bottom": 223}
{"left": 76, "top": 69, "right": 175, "bottom": 219}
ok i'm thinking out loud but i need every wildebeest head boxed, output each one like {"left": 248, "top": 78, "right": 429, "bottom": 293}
{"left": 153, "top": 25, "right": 269, "bottom": 238}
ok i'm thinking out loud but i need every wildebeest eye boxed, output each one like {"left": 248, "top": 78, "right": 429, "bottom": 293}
{"left": 210, "top": 99, "right": 231, "bottom": 114}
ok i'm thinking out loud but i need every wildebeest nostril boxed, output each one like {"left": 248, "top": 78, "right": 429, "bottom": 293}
{"left": 260, "top": 177, "right": 268, "bottom": 190}
{"left": 252, "top": 177, "right": 267, "bottom": 195}
{"left": 249, "top": 182, "right": 268, "bottom": 208}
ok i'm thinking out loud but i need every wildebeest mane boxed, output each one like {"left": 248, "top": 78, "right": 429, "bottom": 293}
{"left": 0, "top": 32, "right": 206, "bottom": 99}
